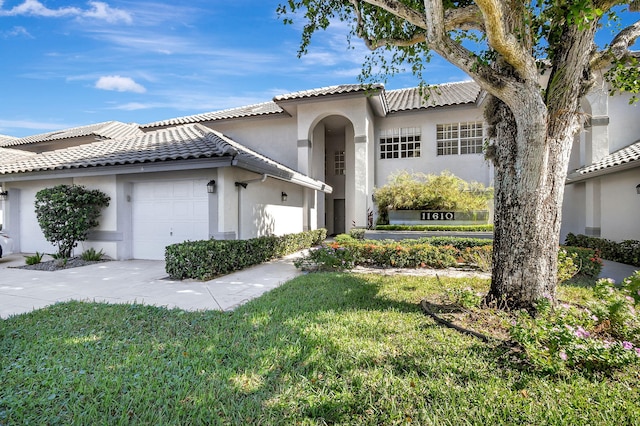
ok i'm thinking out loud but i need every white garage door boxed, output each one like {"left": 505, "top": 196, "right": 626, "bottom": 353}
{"left": 132, "top": 179, "right": 209, "bottom": 260}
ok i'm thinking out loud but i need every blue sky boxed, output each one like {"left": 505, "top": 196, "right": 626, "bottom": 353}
{"left": 0, "top": 1, "right": 637, "bottom": 137}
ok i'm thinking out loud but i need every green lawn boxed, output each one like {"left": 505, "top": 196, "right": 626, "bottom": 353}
{"left": 1, "top": 273, "right": 638, "bottom": 425}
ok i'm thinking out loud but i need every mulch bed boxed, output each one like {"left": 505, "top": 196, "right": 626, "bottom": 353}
{"left": 13, "top": 257, "right": 110, "bottom": 271}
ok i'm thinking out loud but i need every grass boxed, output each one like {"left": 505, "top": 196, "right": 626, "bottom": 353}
{"left": 1, "top": 273, "right": 639, "bottom": 425}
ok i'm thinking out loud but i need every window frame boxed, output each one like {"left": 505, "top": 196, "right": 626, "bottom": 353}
{"left": 379, "top": 127, "right": 422, "bottom": 160}
{"left": 436, "top": 122, "right": 484, "bottom": 156}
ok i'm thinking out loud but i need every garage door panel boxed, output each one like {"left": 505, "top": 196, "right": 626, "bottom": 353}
{"left": 132, "top": 180, "right": 209, "bottom": 260}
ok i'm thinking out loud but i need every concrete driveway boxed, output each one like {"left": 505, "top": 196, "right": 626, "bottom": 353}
{"left": 0, "top": 252, "right": 304, "bottom": 319}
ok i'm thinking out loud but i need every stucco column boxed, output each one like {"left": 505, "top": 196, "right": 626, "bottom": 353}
{"left": 351, "top": 134, "right": 369, "bottom": 228}
{"left": 210, "top": 169, "right": 236, "bottom": 240}
{"left": 584, "top": 179, "right": 601, "bottom": 237}
{"left": 580, "top": 89, "right": 609, "bottom": 238}
{"left": 298, "top": 139, "right": 312, "bottom": 231}
{"left": 585, "top": 116, "right": 610, "bottom": 164}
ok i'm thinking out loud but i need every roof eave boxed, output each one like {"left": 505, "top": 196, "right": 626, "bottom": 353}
{"left": 0, "top": 157, "right": 235, "bottom": 182}
{"left": 566, "top": 160, "right": 640, "bottom": 184}
{"left": 235, "top": 157, "right": 333, "bottom": 193}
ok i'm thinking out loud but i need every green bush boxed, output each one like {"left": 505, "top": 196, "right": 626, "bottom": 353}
{"left": 297, "top": 237, "right": 601, "bottom": 280}
{"left": 81, "top": 248, "right": 104, "bottom": 261}
{"left": 34, "top": 185, "right": 110, "bottom": 258}
{"left": 293, "top": 242, "right": 355, "bottom": 272}
{"left": 510, "top": 274, "right": 640, "bottom": 374}
{"left": 565, "top": 233, "right": 640, "bottom": 267}
{"left": 415, "top": 236, "right": 494, "bottom": 250}
{"left": 375, "top": 224, "right": 494, "bottom": 232}
{"left": 165, "top": 229, "right": 326, "bottom": 280}
{"left": 557, "top": 248, "right": 579, "bottom": 283}
{"left": 24, "top": 252, "right": 44, "bottom": 266}
{"left": 459, "top": 246, "right": 493, "bottom": 272}
{"left": 349, "top": 228, "right": 366, "bottom": 240}
{"left": 562, "top": 246, "right": 603, "bottom": 277}
{"left": 373, "top": 171, "right": 492, "bottom": 223}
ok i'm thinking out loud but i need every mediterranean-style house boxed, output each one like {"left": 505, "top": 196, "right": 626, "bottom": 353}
{"left": 0, "top": 80, "right": 638, "bottom": 260}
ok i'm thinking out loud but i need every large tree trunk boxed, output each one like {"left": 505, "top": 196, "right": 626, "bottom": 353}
{"left": 483, "top": 22, "right": 597, "bottom": 312}
{"left": 484, "top": 94, "right": 574, "bottom": 312}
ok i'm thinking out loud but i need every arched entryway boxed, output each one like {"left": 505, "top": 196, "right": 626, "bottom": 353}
{"left": 311, "top": 115, "right": 354, "bottom": 235}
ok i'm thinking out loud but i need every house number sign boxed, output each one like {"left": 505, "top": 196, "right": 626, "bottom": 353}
{"left": 421, "top": 211, "right": 455, "bottom": 220}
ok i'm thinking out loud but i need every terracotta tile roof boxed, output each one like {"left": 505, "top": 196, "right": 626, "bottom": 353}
{"left": 0, "top": 121, "right": 142, "bottom": 147}
{"left": 0, "top": 147, "right": 36, "bottom": 163}
{"left": 386, "top": 81, "right": 481, "bottom": 111}
{"left": 140, "top": 82, "right": 477, "bottom": 131}
{"left": 0, "top": 125, "right": 227, "bottom": 174}
{"left": 572, "top": 140, "right": 640, "bottom": 178}
{"left": 273, "top": 84, "right": 384, "bottom": 101}
{"left": 0, "top": 123, "right": 331, "bottom": 192}
{"left": 0, "top": 134, "right": 17, "bottom": 144}
{"left": 141, "top": 101, "right": 284, "bottom": 129}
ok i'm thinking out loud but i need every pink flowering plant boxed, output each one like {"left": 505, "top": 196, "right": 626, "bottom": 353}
{"left": 510, "top": 272, "right": 640, "bottom": 374}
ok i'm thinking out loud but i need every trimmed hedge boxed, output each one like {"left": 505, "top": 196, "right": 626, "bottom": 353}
{"left": 311, "top": 236, "right": 602, "bottom": 277}
{"left": 345, "top": 241, "right": 460, "bottom": 269}
{"left": 565, "top": 233, "right": 640, "bottom": 267}
{"left": 414, "top": 236, "right": 494, "bottom": 250}
{"left": 165, "top": 229, "right": 327, "bottom": 280}
{"left": 375, "top": 224, "right": 494, "bottom": 232}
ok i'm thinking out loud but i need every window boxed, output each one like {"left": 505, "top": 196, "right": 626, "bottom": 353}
{"left": 334, "top": 150, "right": 345, "bottom": 175}
{"left": 437, "top": 122, "right": 484, "bottom": 155}
{"left": 379, "top": 127, "right": 421, "bottom": 159}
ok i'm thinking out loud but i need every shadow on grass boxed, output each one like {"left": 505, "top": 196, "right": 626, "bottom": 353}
{"left": 1, "top": 272, "right": 622, "bottom": 425}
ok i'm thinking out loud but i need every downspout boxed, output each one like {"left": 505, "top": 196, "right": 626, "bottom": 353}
{"left": 234, "top": 174, "right": 268, "bottom": 239}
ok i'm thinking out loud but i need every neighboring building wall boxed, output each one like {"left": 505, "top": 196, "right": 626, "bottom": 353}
{"left": 600, "top": 168, "right": 640, "bottom": 242}
{"left": 561, "top": 83, "right": 639, "bottom": 243}
{"left": 607, "top": 92, "right": 640, "bottom": 153}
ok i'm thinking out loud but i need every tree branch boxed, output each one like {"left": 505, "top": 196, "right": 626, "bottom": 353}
{"left": 421, "top": 0, "right": 517, "bottom": 97}
{"left": 444, "top": 4, "right": 485, "bottom": 32}
{"left": 350, "top": 0, "right": 426, "bottom": 49}
{"left": 359, "top": 0, "right": 427, "bottom": 28}
{"left": 591, "top": 19, "right": 640, "bottom": 70}
{"left": 473, "top": 0, "right": 535, "bottom": 79}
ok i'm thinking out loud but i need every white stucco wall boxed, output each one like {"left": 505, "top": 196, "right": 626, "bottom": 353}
{"left": 209, "top": 115, "right": 299, "bottom": 170}
{"left": 600, "top": 168, "right": 640, "bottom": 242}
{"left": 560, "top": 182, "right": 587, "bottom": 242}
{"left": 375, "top": 105, "right": 492, "bottom": 188}
{"left": 607, "top": 92, "right": 640, "bottom": 153}
{"left": 229, "top": 168, "right": 305, "bottom": 239}
{"left": 6, "top": 178, "right": 74, "bottom": 254}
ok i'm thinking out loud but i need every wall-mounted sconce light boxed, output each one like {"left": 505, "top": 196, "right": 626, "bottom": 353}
{"left": 636, "top": 183, "right": 640, "bottom": 195}
{"left": 206, "top": 180, "right": 216, "bottom": 194}
{"left": 281, "top": 192, "right": 288, "bottom": 202}
{"left": 0, "top": 186, "right": 7, "bottom": 201}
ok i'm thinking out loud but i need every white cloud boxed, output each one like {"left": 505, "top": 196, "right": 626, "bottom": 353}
{"left": 0, "top": 0, "right": 132, "bottom": 23}
{"left": 95, "top": 76, "right": 146, "bottom": 93}
{"left": 0, "top": 119, "right": 75, "bottom": 132}
{"left": 1, "top": 25, "right": 33, "bottom": 38}
{"left": 83, "top": 2, "right": 132, "bottom": 24}
{"left": 111, "top": 102, "right": 151, "bottom": 111}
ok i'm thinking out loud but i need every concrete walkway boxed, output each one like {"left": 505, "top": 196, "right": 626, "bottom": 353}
{"left": 0, "top": 252, "right": 306, "bottom": 319}
{"left": 599, "top": 259, "right": 638, "bottom": 284}
{"left": 1, "top": 251, "right": 637, "bottom": 320}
